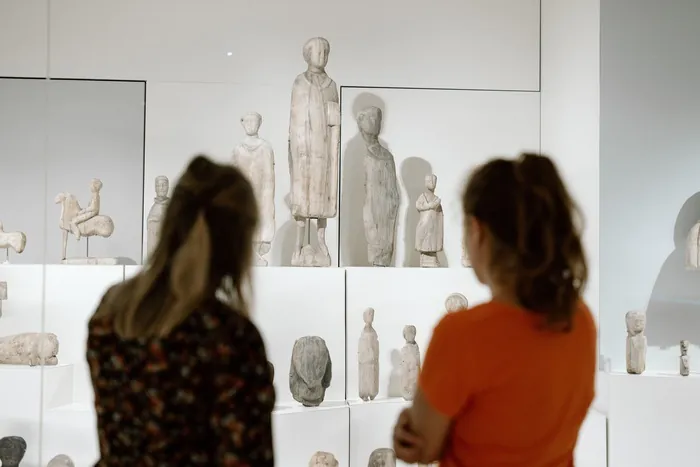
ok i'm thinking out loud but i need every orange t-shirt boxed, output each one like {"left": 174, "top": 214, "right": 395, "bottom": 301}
{"left": 419, "top": 300, "right": 597, "bottom": 467}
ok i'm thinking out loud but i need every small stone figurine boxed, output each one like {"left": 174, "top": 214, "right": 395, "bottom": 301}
{"left": 445, "top": 293, "right": 468, "bottom": 313}
{"left": 0, "top": 281, "right": 6, "bottom": 316}
{"left": 687, "top": 220, "right": 700, "bottom": 270}
{"left": 368, "top": 448, "right": 396, "bottom": 467}
{"left": 400, "top": 325, "right": 421, "bottom": 401}
{"left": 47, "top": 454, "right": 75, "bottom": 467}
{"left": 358, "top": 308, "right": 380, "bottom": 401}
{"left": 0, "top": 436, "right": 26, "bottom": 467}
{"left": 625, "top": 310, "right": 647, "bottom": 375}
{"left": 415, "top": 174, "right": 444, "bottom": 267}
{"left": 309, "top": 451, "right": 339, "bottom": 467}
{"left": 146, "top": 176, "right": 170, "bottom": 258}
{"left": 289, "top": 336, "right": 332, "bottom": 407}
{"left": 0, "top": 332, "right": 59, "bottom": 366}
{"left": 0, "top": 221, "right": 27, "bottom": 263}
{"left": 680, "top": 340, "right": 690, "bottom": 376}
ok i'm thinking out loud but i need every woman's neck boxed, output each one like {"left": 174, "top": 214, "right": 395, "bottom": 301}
{"left": 489, "top": 283, "right": 520, "bottom": 308}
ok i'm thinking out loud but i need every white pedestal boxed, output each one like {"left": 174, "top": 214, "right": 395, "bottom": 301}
{"left": 349, "top": 398, "right": 409, "bottom": 467}
{"left": 43, "top": 404, "right": 99, "bottom": 467}
{"left": 575, "top": 408, "right": 607, "bottom": 467}
{"left": 61, "top": 257, "right": 118, "bottom": 265}
{"left": 608, "top": 372, "right": 700, "bottom": 466}
{"left": 273, "top": 402, "right": 349, "bottom": 466}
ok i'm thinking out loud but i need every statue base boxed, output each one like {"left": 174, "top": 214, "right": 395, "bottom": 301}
{"left": 291, "top": 244, "right": 331, "bottom": 267}
{"left": 61, "top": 257, "right": 118, "bottom": 265}
{"left": 419, "top": 252, "right": 440, "bottom": 268}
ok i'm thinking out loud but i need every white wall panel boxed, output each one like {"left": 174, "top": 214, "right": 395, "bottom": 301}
{"left": 0, "top": 0, "right": 48, "bottom": 77}
{"left": 45, "top": 0, "right": 539, "bottom": 90}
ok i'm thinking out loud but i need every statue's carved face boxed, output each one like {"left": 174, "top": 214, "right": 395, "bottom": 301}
{"left": 358, "top": 107, "right": 382, "bottom": 136}
{"left": 425, "top": 174, "right": 437, "bottom": 191}
{"left": 625, "top": 311, "right": 646, "bottom": 334}
{"left": 681, "top": 340, "right": 689, "bottom": 352}
{"left": 304, "top": 39, "right": 329, "bottom": 69}
{"left": 363, "top": 307, "right": 375, "bottom": 324}
{"left": 241, "top": 113, "right": 262, "bottom": 136}
{"left": 90, "top": 179, "right": 103, "bottom": 193}
{"left": 403, "top": 325, "right": 416, "bottom": 342}
{"left": 155, "top": 177, "right": 169, "bottom": 197}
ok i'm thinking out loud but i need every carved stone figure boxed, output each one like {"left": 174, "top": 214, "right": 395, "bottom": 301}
{"left": 309, "top": 451, "right": 339, "bottom": 467}
{"left": 232, "top": 112, "right": 276, "bottom": 266}
{"left": 0, "top": 222, "right": 26, "bottom": 262}
{"left": 680, "top": 339, "right": 690, "bottom": 376}
{"left": 289, "top": 336, "right": 332, "bottom": 406}
{"left": 47, "top": 454, "right": 75, "bottom": 467}
{"left": 400, "top": 325, "right": 421, "bottom": 401}
{"left": 0, "top": 436, "right": 26, "bottom": 467}
{"left": 358, "top": 307, "right": 379, "bottom": 401}
{"left": 462, "top": 242, "right": 471, "bottom": 267}
{"left": 0, "top": 282, "right": 6, "bottom": 316}
{"left": 368, "top": 448, "right": 396, "bottom": 467}
{"left": 358, "top": 106, "right": 400, "bottom": 266}
{"left": 415, "top": 174, "right": 443, "bottom": 267}
{"left": 54, "top": 178, "right": 115, "bottom": 262}
{"left": 289, "top": 37, "right": 340, "bottom": 267}
{"left": 687, "top": 220, "right": 700, "bottom": 270}
{"left": 146, "top": 176, "right": 170, "bottom": 258}
{"left": 625, "top": 311, "right": 646, "bottom": 375}
{"left": 445, "top": 293, "right": 468, "bottom": 313}
{"left": 0, "top": 332, "right": 59, "bottom": 366}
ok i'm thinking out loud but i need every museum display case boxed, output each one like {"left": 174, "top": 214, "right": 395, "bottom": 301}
{"left": 0, "top": 0, "right": 611, "bottom": 465}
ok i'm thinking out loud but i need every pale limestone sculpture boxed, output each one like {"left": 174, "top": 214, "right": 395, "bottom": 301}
{"left": 368, "top": 448, "right": 396, "bottom": 467}
{"left": 686, "top": 220, "right": 700, "bottom": 270}
{"left": 358, "top": 106, "right": 400, "bottom": 266}
{"left": 0, "top": 436, "right": 26, "bottom": 467}
{"left": 0, "top": 282, "right": 6, "bottom": 316}
{"left": 309, "top": 451, "right": 339, "bottom": 467}
{"left": 54, "top": 178, "right": 115, "bottom": 263}
{"left": 146, "top": 176, "right": 170, "bottom": 258}
{"left": 289, "top": 336, "right": 332, "bottom": 406}
{"left": 0, "top": 222, "right": 26, "bottom": 262}
{"left": 0, "top": 332, "right": 59, "bottom": 366}
{"left": 680, "top": 339, "right": 690, "bottom": 377}
{"left": 462, "top": 242, "right": 471, "bottom": 267}
{"left": 232, "top": 112, "right": 276, "bottom": 266}
{"left": 415, "top": 174, "right": 444, "bottom": 268}
{"left": 445, "top": 293, "right": 468, "bottom": 313}
{"left": 358, "top": 307, "right": 379, "bottom": 401}
{"left": 289, "top": 37, "right": 340, "bottom": 267}
{"left": 625, "top": 311, "right": 646, "bottom": 375}
{"left": 47, "top": 454, "right": 75, "bottom": 467}
{"left": 400, "top": 325, "right": 421, "bottom": 401}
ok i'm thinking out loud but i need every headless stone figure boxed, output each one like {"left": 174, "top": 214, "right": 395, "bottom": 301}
{"left": 358, "top": 307, "right": 379, "bottom": 401}
{"left": 400, "top": 325, "right": 421, "bottom": 401}
{"left": 289, "top": 336, "right": 332, "bottom": 406}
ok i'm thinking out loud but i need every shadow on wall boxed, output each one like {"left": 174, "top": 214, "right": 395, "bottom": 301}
{"left": 646, "top": 191, "right": 700, "bottom": 348}
{"left": 402, "top": 157, "right": 433, "bottom": 267}
{"left": 340, "top": 92, "right": 388, "bottom": 267}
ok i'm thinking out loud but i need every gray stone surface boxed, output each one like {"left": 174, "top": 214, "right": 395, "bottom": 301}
{"left": 0, "top": 436, "right": 26, "bottom": 467}
{"left": 289, "top": 336, "right": 332, "bottom": 407}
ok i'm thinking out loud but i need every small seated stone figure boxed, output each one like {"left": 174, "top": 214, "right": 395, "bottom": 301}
{"left": 368, "top": 447, "right": 396, "bottom": 467}
{"left": 0, "top": 436, "right": 26, "bottom": 467}
{"left": 70, "top": 178, "right": 102, "bottom": 240}
{"left": 400, "top": 325, "right": 421, "bottom": 401}
{"left": 47, "top": 454, "right": 75, "bottom": 467}
{"left": 625, "top": 311, "right": 646, "bottom": 375}
{"left": 445, "top": 293, "right": 468, "bottom": 313}
{"left": 289, "top": 336, "right": 332, "bottom": 407}
{"left": 0, "top": 332, "right": 59, "bottom": 366}
{"left": 309, "top": 451, "right": 339, "bottom": 467}
{"left": 680, "top": 339, "right": 690, "bottom": 377}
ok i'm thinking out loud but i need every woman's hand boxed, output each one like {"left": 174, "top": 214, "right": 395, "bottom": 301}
{"left": 393, "top": 408, "right": 424, "bottom": 463}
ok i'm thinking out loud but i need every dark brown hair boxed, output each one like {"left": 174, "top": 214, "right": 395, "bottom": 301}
{"left": 94, "top": 155, "right": 258, "bottom": 338}
{"left": 462, "top": 153, "right": 587, "bottom": 331}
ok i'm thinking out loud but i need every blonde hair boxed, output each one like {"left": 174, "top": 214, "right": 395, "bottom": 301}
{"left": 93, "top": 155, "right": 258, "bottom": 339}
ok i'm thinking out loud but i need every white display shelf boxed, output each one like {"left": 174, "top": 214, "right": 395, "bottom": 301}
{"left": 43, "top": 403, "right": 99, "bottom": 467}
{"left": 574, "top": 409, "right": 607, "bottom": 467}
{"left": 273, "top": 400, "right": 347, "bottom": 415}
{"left": 608, "top": 371, "right": 700, "bottom": 467}
{"left": 0, "top": 364, "right": 74, "bottom": 415}
{"left": 349, "top": 398, "right": 409, "bottom": 467}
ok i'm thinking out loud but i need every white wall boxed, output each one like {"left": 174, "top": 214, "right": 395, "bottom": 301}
{"left": 600, "top": 0, "right": 700, "bottom": 373}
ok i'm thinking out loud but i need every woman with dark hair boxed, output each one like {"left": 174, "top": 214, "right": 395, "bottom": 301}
{"left": 87, "top": 155, "right": 274, "bottom": 466}
{"left": 393, "top": 153, "right": 596, "bottom": 466}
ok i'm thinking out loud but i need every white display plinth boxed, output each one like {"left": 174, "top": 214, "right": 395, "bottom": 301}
{"left": 349, "top": 398, "right": 409, "bottom": 467}
{"left": 124, "top": 264, "right": 141, "bottom": 280}
{"left": 43, "top": 403, "right": 99, "bottom": 466}
{"left": 608, "top": 372, "right": 700, "bottom": 467}
{"left": 273, "top": 401, "right": 349, "bottom": 466}
{"left": 574, "top": 408, "right": 607, "bottom": 467}
{"left": 0, "top": 364, "right": 73, "bottom": 415}
{"left": 252, "top": 267, "right": 346, "bottom": 406}
{"left": 61, "top": 257, "right": 118, "bottom": 265}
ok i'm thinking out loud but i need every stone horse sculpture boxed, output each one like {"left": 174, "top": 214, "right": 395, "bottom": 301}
{"left": 54, "top": 192, "right": 114, "bottom": 260}
{"left": 0, "top": 222, "right": 26, "bottom": 254}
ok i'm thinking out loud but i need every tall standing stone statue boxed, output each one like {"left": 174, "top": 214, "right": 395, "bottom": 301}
{"left": 400, "top": 325, "right": 421, "bottom": 401}
{"left": 309, "top": 451, "right": 339, "bottom": 467}
{"left": 288, "top": 37, "right": 340, "bottom": 267}
{"left": 415, "top": 174, "right": 444, "bottom": 267}
{"left": 625, "top": 310, "right": 646, "bottom": 375}
{"left": 289, "top": 336, "right": 332, "bottom": 407}
{"left": 680, "top": 339, "right": 690, "bottom": 376}
{"left": 0, "top": 436, "right": 26, "bottom": 467}
{"left": 358, "top": 307, "right": 379, "bottom": 401}
{"left": 368, "top": 448, "right": 396, "bottom": 467}
{"left": 146, "top": 175, "right": 170, "bottom": 258}
{"left": 686, "top": 220, "right": 700, "bottom": 270}
{"left": 232, "top": 112, "right": 276, "bottom": 266}
{"left": 358, "top": 106, "right": 400, "bottom": 266}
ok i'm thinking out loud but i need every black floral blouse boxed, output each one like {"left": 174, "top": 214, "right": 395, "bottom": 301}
{"left": 86, "top": 290, "right": 275, "bottom": 466}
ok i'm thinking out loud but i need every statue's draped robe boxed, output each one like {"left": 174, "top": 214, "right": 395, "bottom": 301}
{"left": 686, "top": 221, "right": 700, "bottom": 269}
{"left": 415, "top": 193, "right": 444, "bottom": 252}
{"left": 363, "top": 143, "right": 400, "bottom": 265}
{"left": 232, "top": 140, "right": 276, "bottom": 243}
{"left": 146, "top": 197, "right": 169, "bottom": 256}
{"left": 289, "top": 71, "right": 339, "bottom": 219}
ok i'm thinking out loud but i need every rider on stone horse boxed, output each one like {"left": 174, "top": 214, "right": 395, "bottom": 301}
{"left": 70, "top": 178, "right": 102, "bottom": 240}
